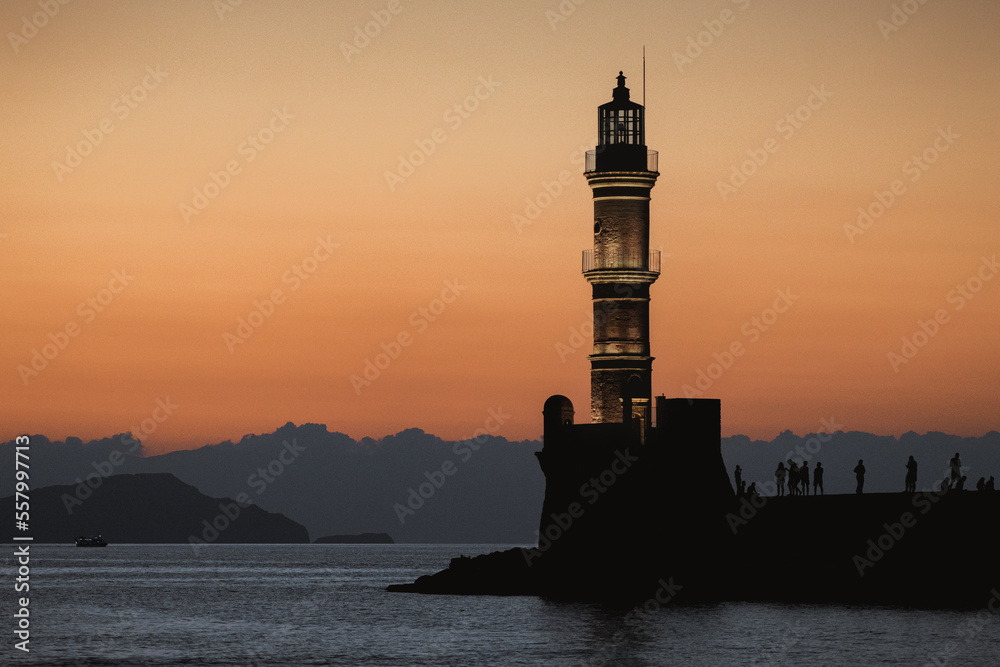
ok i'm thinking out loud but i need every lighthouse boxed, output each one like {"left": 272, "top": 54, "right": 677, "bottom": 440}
{"left": 583, "top": 71, "right": 659, "bottom": 428}
{"left": 532, "top": 72, "right": 728, "bottom": 596}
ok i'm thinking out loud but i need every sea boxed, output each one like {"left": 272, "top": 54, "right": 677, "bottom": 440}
{"left": 3, "top": 543, "right": 998, "bottom": 666}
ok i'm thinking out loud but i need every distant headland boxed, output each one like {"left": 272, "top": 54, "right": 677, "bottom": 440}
{"left": 314, "top": 533, "right": 394, "bottom": 544}
{"left": 2, "top": 473, "right": 308, "bottom": 545}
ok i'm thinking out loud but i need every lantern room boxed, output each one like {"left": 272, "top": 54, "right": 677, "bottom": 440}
{"left": 599, "top": 71, "right": 644, "bottom": 147}
{"left": 589, "top": 71, "right": 656, "bottom": 173}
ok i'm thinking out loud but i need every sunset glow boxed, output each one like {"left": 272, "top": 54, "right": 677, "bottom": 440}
{"left": 4, "top": 0, "right": 999, "bottom": 453}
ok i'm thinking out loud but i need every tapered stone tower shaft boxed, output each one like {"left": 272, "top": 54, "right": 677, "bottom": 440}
{"left": 583, "top": 71, "right": 659, "bottom": 426}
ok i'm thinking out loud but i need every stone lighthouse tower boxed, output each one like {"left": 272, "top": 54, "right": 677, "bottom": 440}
{"left": 584, "top": 71, "right": 659, "bottom": 427}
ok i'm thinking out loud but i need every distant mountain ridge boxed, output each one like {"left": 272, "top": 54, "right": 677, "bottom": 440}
{"left": 2, "top": 423, "right": 544, "bottom": 544}
{"left": 3, "top": 424, "right": 999, "bottom": 543}
{"left": 2, "top": 472, "right": 308, "bottom": 544}
{"left": 723, "top": 428, "right": 1000, "bottom": 498}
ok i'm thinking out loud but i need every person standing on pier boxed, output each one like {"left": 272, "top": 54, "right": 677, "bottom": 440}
{"left": 905, "top": 456, "right": 918, "bottom": 493}
{"left": 787, "top": 460, "right": 800, "bottom": 496}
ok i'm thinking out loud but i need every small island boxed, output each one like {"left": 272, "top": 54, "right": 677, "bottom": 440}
{"left": 314, "top": 533, "right": 394, "bottom": 544}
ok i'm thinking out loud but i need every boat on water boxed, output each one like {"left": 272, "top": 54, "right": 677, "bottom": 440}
{"left": 75, "top": 535, "right": 107, "bottom": 547}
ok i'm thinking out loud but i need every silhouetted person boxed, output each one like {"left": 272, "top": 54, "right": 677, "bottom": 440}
{"left": 813, "top": 462, "right": 824, "bottom": 495}
{"left": 956, "top": 475, "right": 967, "bottom": 491}
{"left": 734, "top": 465, "right": 742, "bottom": 494}
{"left": 854, "top": 460, "right": 866, "bottom": 495}
{"left": 800, "top": 462, "right": 810, "bottom": 496}
{"left": 987, "top": 476, "right": 996, "bottom": 492}
{"left": 977, "top": 477, "right": 986, "bottom": 492}
{"left": 905, "top": 456, "right": 918, "bottom": 493}
{"left": 775, "top": 462, "right": 787, "bottom": 497}
{"left": 941, "top": 479, "right": 950, "bottom": 493}
{"left": 747, "top": 482, "right": 758, "bottom": 500}
{"left": 788, "top": 460, "right": 800, "bottom": 496}
{"left": 739, "top": 480, "right": 746, "bottom": 497}
{"left": 950, "top": 452, "right": 962, "bottom": 488}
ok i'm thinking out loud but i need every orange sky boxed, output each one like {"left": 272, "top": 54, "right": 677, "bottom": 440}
{"left": 3, "top": 1, "right": 999, "bottom": 454}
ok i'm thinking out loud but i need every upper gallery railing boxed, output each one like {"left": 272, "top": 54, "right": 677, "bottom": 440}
{"left": 584, "top": 149, "right": 658, "bottom": 173}
{"left": 582, "top": 249, "right": 660, "bottom": 273}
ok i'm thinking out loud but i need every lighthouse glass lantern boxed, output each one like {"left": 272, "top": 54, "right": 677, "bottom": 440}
{"left": 595, "top": 71, "right": 647, "bottom": 171}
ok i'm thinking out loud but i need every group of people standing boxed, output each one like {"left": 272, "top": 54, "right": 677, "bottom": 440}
{"left": 772, "top": 460, "right": 823, "bottom": 496}
{"left": 734, "top": 452, "right": 997, "bottom": 497}
{"left": 732, "top": 461, "right": 824, "bottom": 498}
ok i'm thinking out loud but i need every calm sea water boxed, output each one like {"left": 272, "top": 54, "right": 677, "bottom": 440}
{"left": 3, "top": 544, "right": 998, "bottom": 666}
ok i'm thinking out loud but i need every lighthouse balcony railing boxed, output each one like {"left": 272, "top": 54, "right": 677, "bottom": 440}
{"left": 584, "top": 149, "right": 658, "bottom": 173}
{"left": 582, "top": 249, "right": 660, "bottom": 274}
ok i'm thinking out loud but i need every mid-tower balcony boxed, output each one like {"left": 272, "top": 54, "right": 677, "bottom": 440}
{"left": 585, "top": 148, "right": 658, "bottom": 174}
{"left": 582, "top": 248, "right": 660, "bottom": 274}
